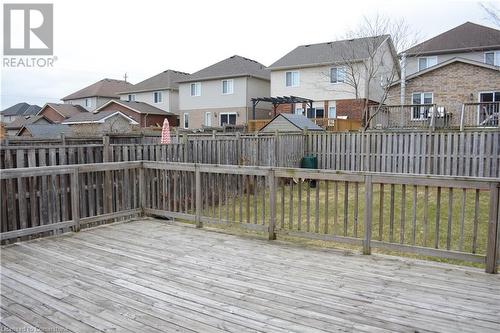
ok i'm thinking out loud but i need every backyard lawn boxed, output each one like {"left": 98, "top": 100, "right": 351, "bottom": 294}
{"left": 196, "top": 177, "right": 490, "bottom": 266}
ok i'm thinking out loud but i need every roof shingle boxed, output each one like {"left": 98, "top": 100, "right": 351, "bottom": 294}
{"left": 119, "top": 70, "right": 190, "bottom": 93}
{"left": 1, "top": 103, "right": 41, "bottom": 116}
{"left": 405, "top": 22, "right": 500, "bottom": 56}
{"left": 97, "top": 100, "right": 175, "bottom": 116}
{"left": 178, "top": 55, "right": 270, "bottom": 82}
{"left": 62, "top": 110, "right": 137, "bottom": 124}
{"left": 269, "top": 35, "right": 389, "bottom": 69}
{"left": 42, "top": 103, "right": 88, "bottom": 118}
{"left": 62, "top": 78, "right": 133, "bottom": 100}
{"left": 5, "top": 115, "right": 51, "bottom": 129}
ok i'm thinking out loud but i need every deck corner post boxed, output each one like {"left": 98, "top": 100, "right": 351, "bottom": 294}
{"left": 70, "top": 169, "right": 80, "bottom": 232}
{"left": 363, "top": 174, "right": 373, "bottom": 255}
{"left": 485, "top": 182, "right": 499, "bottom": 274}
{"left": 195, "top": 164, "right": 202, "bottom": 228}
{"left": 268, "top": 169, "right": 277, "bottom": 240}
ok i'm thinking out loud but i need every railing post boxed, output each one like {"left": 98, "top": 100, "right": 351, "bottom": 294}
{"left": 430, "top": 104, "right": 436, "bottom": 132}
{"left": 268, "top": 169, "right": 277, "bottom": 240}
{"left": 486, "top": 182, "right": 499, "bottom": 274}
{"left": 139, "top": 164, "right": 146, "bottom": 216}
{"left": 102, "top": 135, "right": 110, "bottom": 162}
{"left": 195, "top": 164, "right": 202, "bottom": 228}
{"left": 363, "top": 175, "right": 373, "bottom": 255}
{"left": 71, "top": 168, "right": 80, "bottom": 232}
{"left": 459, "top": 104, "right": 465, "bottom": 132}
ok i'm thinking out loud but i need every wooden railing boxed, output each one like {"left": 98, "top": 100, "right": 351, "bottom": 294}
{"left": 369, "top": 104, "right": 455, "bottom": 130}
{"left": 3, "top": 161, "right": 498, "bottom": 273}
{"left": 460, "top": 102, "right": 500, "bottom": 130}
{"left": 0, "top": 161, "right": 142, "bottom": 242}
{"left": 140, "top": 162, "right": 500, "bottom": 273}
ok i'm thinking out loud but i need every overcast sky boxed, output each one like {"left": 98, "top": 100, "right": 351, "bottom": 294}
{"left": 1, "top": 0, "right": 498, "bottom": 109}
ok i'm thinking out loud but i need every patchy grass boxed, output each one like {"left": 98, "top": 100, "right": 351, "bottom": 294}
{"left": 178, "top": 179, "right": 490, "bottom": 269}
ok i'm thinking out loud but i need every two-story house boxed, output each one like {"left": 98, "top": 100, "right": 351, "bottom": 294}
{"left": 268, "top": 35, "right": 399, "bottom": 122}
{"left": 386, "top": 22, "right": 500, "bottom": 128}
{"left": 37, "top": 103, "right": 88, "bottom": 123}
{"left": 61, "top": 78, "right": 132, "bottom": 111}
{"left": 177, "top": 55, "right": 271, "bottom": 129}
{"left": 0, "top": 103, "right": 41, "bottom": 123}
{"left": 118, "top": 70, "right": 190, "bottom": 117}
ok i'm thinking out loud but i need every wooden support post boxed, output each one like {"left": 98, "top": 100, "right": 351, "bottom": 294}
{"left": 268, "top": 170, "right": 277, "bottom": 240}
{"left": 486, "top": 182, "right": 499, "bottom": 274}
{"left": 363, "top": 175, "right": 373, "bottom": 255}
{"left": 195, "top": 165, "right": 202, "bottom": 228}
{"left": 102, "top": 136, "right": 110, "bottom": 162}
{"left": 71, "top": 169, "right": 80, "bottom": 232}
{"left": 138, "top": 165, "right": 146, "bottom": 216}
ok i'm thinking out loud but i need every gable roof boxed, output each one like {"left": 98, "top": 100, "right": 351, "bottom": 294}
{"left": 119, "top": 70, "right": 190, "bottom": 94}
{"left": 61, "top": 78, "right": 133, "bottom": 100}
{"left": 405, "top": 22, "right": 500, "bottom": 56}
{"left": 97, "top": 100, "right": 176, "bottom": 116}
{"left": 391, "top": 57, "right": 500, "bottom": 86}
{"left": 269, "top": 35, "right": 390, "bottom": 70}
{"left": 62, "top": 110, "right": 139, "bottom": 125}
{"left": 1, "top": 103, "right": 41, "bottom": 116}
{"left": 260, "top": 113, "right": 324, "bottom": 132}
{"left": 18, "top": 124, "right": 73, "bottom": 138}
{"left": 178, "top": 55, "right": 270, "bottom": 83}
{"left": 5, "top": 115, "right": 51, "bottom": 129}
{"left": 40, "top": 103, "right": 88, "bottom": 118}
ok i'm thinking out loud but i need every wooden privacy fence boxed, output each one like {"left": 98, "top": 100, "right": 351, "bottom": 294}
{"left": 1, "top": 161, "right": 499, "bottom": 273}
{"left": 1, "top": 131, "right": 499, "bottom": 177}
{"left": 307, "top": 131, "right": 500, "bottom": 177}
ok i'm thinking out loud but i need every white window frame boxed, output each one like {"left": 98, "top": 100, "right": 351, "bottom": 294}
{"left": 417, "top": 56, "right": 437, "bottom": 71}
{"left": 204, "top": 112, "right": 212, "bottom": 126}
{"left": 285, "top": 71, "right": 299, "bottom": 87}
{"left": 222, "top": 79, "right": 234, "bottom": 95}
{"left": 411, "top": 92, "right": 434, "bottom": 120}
{"left": 85, "top": 98, "right": 92, "bottom": 108}
{"left": 219, "top": 112, "right": 237, "bottom": 126}
{"left": 153, "top": 91, "right": 163, "bottom": 103}
{"left": 328, "top": 105, "right": 337, "bottom": 119}
{"left": 330, "top": 67, "right": 345, "bottom": 84}
{"left": 190, "top": 82, "right": 201, "bottom": 97}
{"left": 484, "top": 51, "right": 500, "bottom": 66}
{"left": 127, "top": 94, "right": 136, "bottom": 102}
{"left": 294, "top": 107, "right": 304, "bottom": 115}
{"left": 183, "top": 113, "right": 189, "bottom": 129}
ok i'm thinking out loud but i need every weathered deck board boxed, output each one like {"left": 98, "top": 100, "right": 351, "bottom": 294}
{"left": 1, "top": 219, "right": 500, "bottom": 333}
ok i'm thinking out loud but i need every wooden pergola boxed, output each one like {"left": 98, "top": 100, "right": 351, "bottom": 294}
{"left": 251, "top": 96, "right": 313, "bottom": 119}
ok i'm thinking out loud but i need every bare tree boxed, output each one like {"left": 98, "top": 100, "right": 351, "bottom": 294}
{"left": 325, "top": 15, "right": 419, "bottom": 129}
{"left": 480, "top": 2, "right": 500, "bottom": 27}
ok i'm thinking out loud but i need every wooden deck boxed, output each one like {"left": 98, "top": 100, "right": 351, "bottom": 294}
{"left": 1, "top": 219, "right": 500, "bottom": 333}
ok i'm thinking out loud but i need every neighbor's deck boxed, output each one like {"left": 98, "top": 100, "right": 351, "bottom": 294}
{"left": 1, "top": 219, "right": 500, "bottom": 333}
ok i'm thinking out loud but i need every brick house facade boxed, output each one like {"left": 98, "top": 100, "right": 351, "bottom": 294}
{"left": 387, "top": 59, "right": 500, "bottom": 127}
{"left": 274, "top": 98, "right": 372, "bottom": 121}
{"left": 97, "top": 101, "right": 178, "bottom": 128}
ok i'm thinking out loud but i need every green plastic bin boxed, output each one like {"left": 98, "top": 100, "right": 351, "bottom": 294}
{"left": 300, "top": 155, "right": 317, "bottom": 187}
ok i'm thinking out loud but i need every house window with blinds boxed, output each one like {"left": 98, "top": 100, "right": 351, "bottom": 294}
{"left": 330, "top": 67, "right": 345, "bottom": 83}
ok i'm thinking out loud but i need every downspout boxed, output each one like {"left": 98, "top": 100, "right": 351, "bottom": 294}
{"left": 400, "top": 53, "right": 407, "bottom": 126}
